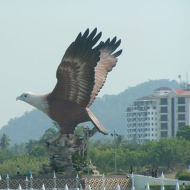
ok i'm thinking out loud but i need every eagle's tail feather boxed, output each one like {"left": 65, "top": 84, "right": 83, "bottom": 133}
{"left": 86, "top": 108, "right": 108, "bottom": 135}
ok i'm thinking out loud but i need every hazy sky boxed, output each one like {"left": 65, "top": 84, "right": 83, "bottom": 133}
{"left": 0, "top": 0, "right": 190, "bottom": 128}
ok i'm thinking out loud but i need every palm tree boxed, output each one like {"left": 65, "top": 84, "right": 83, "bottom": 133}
{"left": 0, "top": 133, "right": 10, "bottom": 150}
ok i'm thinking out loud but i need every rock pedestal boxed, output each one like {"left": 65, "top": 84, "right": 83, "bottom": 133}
{"left": 42, "top": 127, "right": 99, "bottom": 175}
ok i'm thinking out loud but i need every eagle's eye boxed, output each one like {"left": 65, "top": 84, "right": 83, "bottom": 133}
{"left": 24, "top": 94, "right": 27, "bottom": 98}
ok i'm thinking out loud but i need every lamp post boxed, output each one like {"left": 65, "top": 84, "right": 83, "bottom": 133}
{"left": 111, "top": 129, "right": 118, "bottom": 173}
{"left": 84, "top": 127, "right": 90, "bottom": 186}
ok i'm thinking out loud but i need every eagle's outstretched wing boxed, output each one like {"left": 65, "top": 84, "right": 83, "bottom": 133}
{"left": 48, "top": 28, "right": 122, "bottom": 107}
{"left": 87, "top": 37, "right": 122, "bottom": 107}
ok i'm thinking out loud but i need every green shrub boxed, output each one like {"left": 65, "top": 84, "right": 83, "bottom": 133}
{"left": 178, "top": 175, "right": 190, "bottom": 180}
{"left": 0, "top": 155, "right": 49, "bottom": 176}
{"left": 176, "top": 169, "right": 190, "bottom": 180}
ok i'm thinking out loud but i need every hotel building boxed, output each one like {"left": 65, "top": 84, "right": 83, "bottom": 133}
{"left": 126, "top": 86, "right": 190, "bottom": 143}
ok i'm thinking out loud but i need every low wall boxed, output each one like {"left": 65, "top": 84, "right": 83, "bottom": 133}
{"left": 82, "top": 175, "right": 131, "bottom": 190}
{"left": 0, "top": 175, "right": 131, "bottom": 190}
{"left": 134, "top": 174, "right": 190, "bottom": 189}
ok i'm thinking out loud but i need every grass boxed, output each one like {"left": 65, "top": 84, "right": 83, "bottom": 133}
{"left": 164, "top": 171, "right": 177, "bottom": 179}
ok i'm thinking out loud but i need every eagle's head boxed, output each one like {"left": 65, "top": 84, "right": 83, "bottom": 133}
{"left": 16, "top": 92, "right": 31, "bottom": 102}
{"left": 16, "top": 92, "right": 49, "bottom": 114}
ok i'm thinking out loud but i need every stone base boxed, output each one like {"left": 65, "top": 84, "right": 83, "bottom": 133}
{"left": 42, "top": 128, "right": 99, "bottom": 175}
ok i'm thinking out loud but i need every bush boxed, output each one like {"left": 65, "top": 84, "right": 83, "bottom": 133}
{"left": 178, "top": 175, "right": 190, "bottom": 180}
{"left": 176, "top": 169, "right": 190, "bottom": 180}
{"left": 0, "top": 156, "right": 49, "bottom": 175}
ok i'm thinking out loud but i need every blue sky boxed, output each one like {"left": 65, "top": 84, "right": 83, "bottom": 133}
{"left": 0, "top": 0, "right": 190, "bottom": 128}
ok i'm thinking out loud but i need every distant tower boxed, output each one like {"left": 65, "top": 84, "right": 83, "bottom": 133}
{"left": 178, "top": 75, "right": 181, "bottom": 89}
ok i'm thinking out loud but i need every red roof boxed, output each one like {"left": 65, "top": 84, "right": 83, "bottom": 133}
{"left": 174, "top": 89, "right": 190, "bottom": 96}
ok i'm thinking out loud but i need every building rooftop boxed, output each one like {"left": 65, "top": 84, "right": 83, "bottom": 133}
{"left": 137, "top": 96, "right": 154, "bottom": 100}
{"left": 174, "top": 89, "right": 190, "bottom": 96}
{"left": 154, "top": 87, "right": 172, "bottom": 91}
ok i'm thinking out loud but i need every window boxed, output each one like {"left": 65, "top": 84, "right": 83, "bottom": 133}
{"left": 161, "top": 107, "right": 168, "bottom": 113}
{"left": 178, "top": 106, "right": 185, "bottom": 112}
{"left": 161, "top": 123, "right": 168, "bottom": 130}
{"left": 178, "top": 114, "right": 185, "bottom": 120}
{"left": 160, "top": 98, "right": 168, "bottom": 105}
{"left": 160, "top": 115, "right": 168, "bottom": 121}
{"left": 161, "top": 131, "right": 168, "bottom": 137}
{"left": 178, "top": 97, "right": 185, "bottom": 104}
{"left": 178, "top": 122, "right": 185, "bottom": 128}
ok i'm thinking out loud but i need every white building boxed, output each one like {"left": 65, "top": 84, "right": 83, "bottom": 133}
{"left": 126, "top": 86, "right": 190, "bottom": 143}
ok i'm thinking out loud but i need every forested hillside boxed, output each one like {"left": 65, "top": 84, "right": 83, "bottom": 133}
{"left": 0, "top": 79, "right": 179, "bottom": 144}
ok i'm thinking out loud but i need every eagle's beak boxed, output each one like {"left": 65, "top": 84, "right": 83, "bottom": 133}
{"left": 16, "top": 96, "right": 21, "bottom": 101}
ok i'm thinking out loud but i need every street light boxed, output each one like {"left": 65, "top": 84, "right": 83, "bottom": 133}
{"left": 87, "top": 128, "right": 90, "bottom": 185}
{"left": 83, "top": 127, "right": 90, "bottom": 186}
{"left": 111, "top": 129, "right": 118, "bottom": 173}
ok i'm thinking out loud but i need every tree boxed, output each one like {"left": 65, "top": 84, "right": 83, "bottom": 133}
{"left": 39, "top": 127, "right": 58, "bottom": 144}
{"left": 0, "top": 150, "right": 13, "bottom": 164}
{"left": 53, "top": 121, "right": 61, "bottom": 132}
{"left": 10, "top": 143, "right": 26, "bottom": 156}
{"left": 30, "top": 146, "right": 46, "bottom": 156}
{"left": 74, "top": 125, "right": 85, "bottom": 137}
{"left": 176, "top": 125, "right": 190, "bottom": 141}
{"left": 0, "top": 133, "right": 10, "bottom": 150}
{"left": 115, "top": 135, "right": 125, "bottom": 146}
{"left": 26, "top": 139, "right": 36, "bottom": 155}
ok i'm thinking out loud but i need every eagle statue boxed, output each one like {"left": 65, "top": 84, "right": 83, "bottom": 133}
{"left": 17, "top": 28, "right": 122, "bottom": 135}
